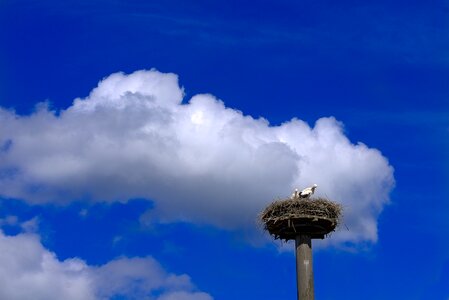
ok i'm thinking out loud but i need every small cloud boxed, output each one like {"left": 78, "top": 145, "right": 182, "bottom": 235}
{"left": 2, "top": 215, "right": 18, "bottom": 226}
{"left": 157, "top": 291, "right": 213, "bottom": 300}
{"left": 112, "top": 235, "right": 122, "bottom": 245}
{"left": 79, "top": 209, "right": 88, "bottom": 218}
{"left": 20, "top": 217, "right": 39, "bottom": 233}
{"left": 0, "top": 230, "right": 212, "bottom": 300}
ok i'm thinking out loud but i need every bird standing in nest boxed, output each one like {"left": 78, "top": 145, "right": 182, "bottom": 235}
{"left": 290, "top": 189, "right": 299, "bottom": 199}
{"left": 291, "top": 184, "right": 318, "bottom": 200}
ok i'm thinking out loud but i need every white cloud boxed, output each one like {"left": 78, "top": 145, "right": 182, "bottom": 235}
{"left": 0, "top": 231, "right": 94, "bottom": 300}
{"left": 0, "top": 215, "right": 19, "bottom": 226}
{"left": 20, "top": 216, "right": 39, "bottom": 233}
{"left": 157, "top": 291, "right": 213, "bottom": 300}
{"left": 92, "top": 256, "right": 194, "bottom": 299}
{"left": 0, "top": 230, "right": 211, "bottom": 300}
{"left": 0, "top": 69, "right": 394, "bottom": 244}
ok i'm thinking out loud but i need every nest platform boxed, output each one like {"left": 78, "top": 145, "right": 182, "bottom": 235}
{"left": 260, "top": 197, "right": 342, "bottom": 240}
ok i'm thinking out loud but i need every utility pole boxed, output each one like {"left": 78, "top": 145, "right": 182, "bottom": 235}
{"left": 260, "top": 196, "right": 341, "bottom": 300}
{"left": 295, "top": 234, "right": 314, "bottom": 300}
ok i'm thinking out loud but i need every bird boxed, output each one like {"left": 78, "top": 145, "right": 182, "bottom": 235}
{"left": 299, "top": 184, "right": 318, "bottom": 199}
{"left": 290, "top": 188, "right": 299, "bottom": 199}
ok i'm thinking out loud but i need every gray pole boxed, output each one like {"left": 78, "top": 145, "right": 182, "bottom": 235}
{"left": 295, "top": 234, "right": 314, "bottom": 300}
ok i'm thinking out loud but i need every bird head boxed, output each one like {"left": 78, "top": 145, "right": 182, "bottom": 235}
{"left": 312, "top": 184, "right": 318, "bottom": 190}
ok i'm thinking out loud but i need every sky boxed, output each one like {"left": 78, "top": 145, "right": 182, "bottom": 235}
{"left": 0, "top": 0, "right": 448, "bottom": 299}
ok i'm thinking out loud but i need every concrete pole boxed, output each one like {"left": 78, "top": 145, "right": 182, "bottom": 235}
{"left": 295, "top": 234, "right": 314, "bottom": 300}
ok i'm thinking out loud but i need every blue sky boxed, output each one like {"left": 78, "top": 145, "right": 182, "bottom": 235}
{"left": 0, "top": 0, "right": 448, "bottom": 299}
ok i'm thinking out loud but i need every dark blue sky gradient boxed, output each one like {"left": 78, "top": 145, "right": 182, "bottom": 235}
{"left": 1, "top": 0, "right": 448, "bottom": 299}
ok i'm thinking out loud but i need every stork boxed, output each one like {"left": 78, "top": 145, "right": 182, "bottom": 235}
{"left": 299, "top": 184, "right": 318, "bottom": 199}
{"left": 290, "top": 188, "right": 299, "bottom": 199}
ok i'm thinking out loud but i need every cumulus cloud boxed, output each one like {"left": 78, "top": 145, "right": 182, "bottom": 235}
{"left": 0, "top": 230, "right": 211, "bottom": 300}
{"left": 0, "top": 69, "right": 394, "bottom": 244}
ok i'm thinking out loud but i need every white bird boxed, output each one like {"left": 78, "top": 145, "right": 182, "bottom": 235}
{"left": 299, "top": 184, "right": 318, "bottom": 199}
{"left": 290, "top": 188, "right": 299, "bottom": 199}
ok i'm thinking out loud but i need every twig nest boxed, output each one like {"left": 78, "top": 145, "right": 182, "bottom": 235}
{"left": 260, "top": 197, "right": 342, "bottom": 240}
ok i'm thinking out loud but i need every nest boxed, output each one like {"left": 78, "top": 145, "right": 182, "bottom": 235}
{"left": 260, "top": 197, "right": 342, "bottom": 240}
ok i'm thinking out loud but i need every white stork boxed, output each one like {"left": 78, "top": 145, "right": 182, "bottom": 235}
{"left": 290, "top": 188, "right": 299, "bottom": 199}
{"left": 299, "top": 184, "right": 318, "bottom": 199}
